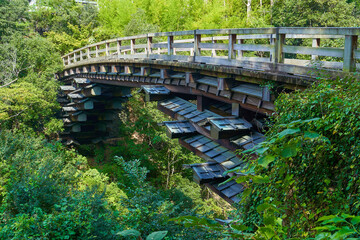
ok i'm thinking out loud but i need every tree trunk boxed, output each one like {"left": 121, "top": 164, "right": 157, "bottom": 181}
{"left": 246, "top": 0, "right": 252, "bottom": 21}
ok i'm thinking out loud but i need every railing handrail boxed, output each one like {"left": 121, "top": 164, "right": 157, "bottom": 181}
{"left": 62, "top": 27, "right": 360, "bottom": 73}
{"left": 62, "top": 27, "right": 360, "bottom": 57}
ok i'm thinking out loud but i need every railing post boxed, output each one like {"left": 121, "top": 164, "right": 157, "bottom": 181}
{"left": 194, "top": 31, "right": 201, "bottom": 57}
{"left": 343, "top": 35, "right": 358, "bottom": 72}
{"left": 312, "top": 38, "right": 320, "bottom": 60}
{"left": 147, "top": 36, "right": 152, "bottom": 56}
{"left": 74, "top": 53, "right": 77, "bottom": 62}
{"left": 228, "top": 33, "right": 237, "bottom": 60}
{"left": 167, "top": 36, "right": 174, "bottom": 55}
{"left": 68, "top": 55, "right": 71, "bottom": 64}
{"left": 211, "top": 37, "right": 217, "bottom": 57}
{"left": 273, "top": 28, "right": 285, "bottom": 64}
{"left": 87, "top": 47, "right": 91, "bottom": 59}
{"left": 238, "top": 39, "right": 244, "bottom": 58}
{"left": 62, "top": 57, "right": 66, "bottom": 66}
{"left": 106, "top": 42, "right": 110, "bottom": 56}
{"left": 80, "top": 50, "right": 83, "bottom": 60}
{"left": 96, "top": 45, "right": 99, "bottom": 58}
{"left": 131, "top": 39, "right": 135, "bottom": 54}
{"left": 117, "top": 40, "right": 121, "bottom": 55}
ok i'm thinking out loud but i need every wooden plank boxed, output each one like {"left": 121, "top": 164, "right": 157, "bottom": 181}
{"left": 283, "top": 45, "right": 343, "bottom": 58}
{"left": 234, "top": 44, "right": 272, "bottom": 52}
{"left": 163, "top": 120, "right": 197, "bottom": 138}
{"left": 172, "top": 43, "right": 193, "bottom": 49}
{"left": 279, "top": 27, "right": 360, "bottom": 36}
{"left": 343, "top": 35, "right": 358, "bottom": 72}
{"left": 199, "top": 43, "right": 228, "bottom": 50}
{"left": 152, "top": 43, "right": 168, "bottom": 49}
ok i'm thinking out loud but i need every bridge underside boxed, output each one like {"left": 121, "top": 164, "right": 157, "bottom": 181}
{"left": 57, "top": 60, "right": 306, "bottom": 204}
{"left": 57, "top": 26, "right": 360, "bottom": 204}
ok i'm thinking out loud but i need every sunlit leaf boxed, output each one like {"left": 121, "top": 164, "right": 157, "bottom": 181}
{"left": 258, "top": 155, "right": 275, "bottom": 168}
{"left": 146, "top": 231, "right": 168, "bottom": 240}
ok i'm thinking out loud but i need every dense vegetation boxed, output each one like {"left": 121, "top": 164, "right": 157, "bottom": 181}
{"left": 1, "top": 0, "right": 360, "bottom": 239}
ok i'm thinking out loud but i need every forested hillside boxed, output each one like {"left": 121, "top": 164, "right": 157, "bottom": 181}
{"left": 0, "top": 0, "right": 360, "bottom": 239}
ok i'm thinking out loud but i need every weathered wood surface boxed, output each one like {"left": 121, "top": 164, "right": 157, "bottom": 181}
{"left": 62, "top": 27, "right": 360, "bottom": 76}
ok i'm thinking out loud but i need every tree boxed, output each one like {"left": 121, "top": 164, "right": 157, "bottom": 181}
{"left": 0, "top": 0, "right": 29, "bottom": 40}
{"left": 272, "top": 0, "right": 360, "bottom": 27}
{"left": 0, "top": 35, "right": 63, "bottom": 136}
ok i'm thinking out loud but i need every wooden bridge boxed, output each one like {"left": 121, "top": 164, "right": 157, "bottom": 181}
{"left": 58, "top": 27, "right": 360, "bottom": 204}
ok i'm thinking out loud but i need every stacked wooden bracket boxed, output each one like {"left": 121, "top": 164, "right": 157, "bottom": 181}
{"left": 58, "top": 78, "right": 131, "bottom": 145}
{"left": 141, "top": 85, "right": 266, "bottom": 204}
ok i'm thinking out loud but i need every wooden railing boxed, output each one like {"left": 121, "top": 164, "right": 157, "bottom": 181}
{"left": 62, "top": 28, "right": 360, "bottom": 75}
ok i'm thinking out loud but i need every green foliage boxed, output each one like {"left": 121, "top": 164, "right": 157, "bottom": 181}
{"left": 109, "top": 91, "right": 202, "bottom": 187}
{"left": 117, "top": 229, "right": 168, "bottom": 240}
{"left": 30, "top": 0, "right": 98, "bottom": 35}
{"left": 0, "top": 34, "right": 63, "bottom": 136}
{"left": 313, "top": 214, "right": 360, "bottom": 239}
{"left": 237, "top": 75, "right": 360, "bottom": 238}
{"left": 0, "top": 0, "right": 29, "bottom": 38}
{"left": 0, "top": 131, "right": 124, "bottom": 239}
{"left": 273, "top": 0, "right": 360, "bottom": 27}
{"left": 115, "top": 158, "right": 221, "bottom": 239}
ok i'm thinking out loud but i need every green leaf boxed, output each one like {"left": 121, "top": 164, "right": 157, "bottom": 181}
{"left": 257, "top": 203, "right": 273, "bottom": 213}
{"left": 236, "top": 175, "right": 250, "bottom": 183}
{"left": 351, "top": 216, "right": 360, "bottom": 225}
{"left": 240, "top": 188, "right": 252, "bottom": 203}
{"left": 318, "top": 215, "right": 337, "bottom": 222}
{"left": 280, "top": 144, "right": 298, "bottom": 158}
{"left": 275, "top": 218, "right": 283, "bottom": 226}
{"left": 146, "top": 231, "right": 168, "bottom": 240}
{"left": 252, "top": 175, "right": 270, "bottom": 184}
{"left": 258, "top": 155, "right": 275, "bottom": 168}
{"left": 231, "top": 224, "right": 248, "bottom": 232}
{"left": 117, "top": 229, "right": 141, "bottom": 237}
{"left": 314, "top": 232, "right": 331, "bottom": 240}
{"left": 330, "top": 227, "right": 355, "bottom": 240}
{"left": 304, "top": 131, "right": 321, "bottom": 139}
{"left": 255, "top": 147, "right": 269, "bottom": 155}
{"left": 277, "top": 128, "right": 300, "bottom": 139}
{"left": 264, "top": 215, "right": 276, "bottom": 225}
{"left": 257, "top": 226, "right": 275, "bottom": 239}
{"left": 313, "top": 225, "right": 338, "bottom": 231}
{"left": 322, "top": 216, "right": 347, "bottom": 225}
{"left": 302, "top": 117, "right": 321, "bottom": 123}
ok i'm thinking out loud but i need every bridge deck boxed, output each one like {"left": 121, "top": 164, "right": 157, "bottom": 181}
{"left": 62, "top": 27, "right": 360, "bottom": 81}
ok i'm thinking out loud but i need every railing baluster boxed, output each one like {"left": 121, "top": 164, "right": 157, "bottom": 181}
{"left": 131, "top": 39, "right": 135, "bottom": 54}
{"left": 106, "top": 42, "right": 110, "bottom": 56}
{"left": 238, "top": 39, "right": 244, "bottom": 58}
{"left": 274, "top": 29, "right": 285, "bottom": 64}
{"left": 74, "top": 53, "right": 77, "bottom": 62}
{"left": 343, "top": 35, "right": 358, "bottom": 72}
{"left": 117, "top": 40, "right": 121, "bottom": 55}
{"left": 68, "top": 55, "right": 71, "bottom": 64}
{"left": 212, "top": 37, "right": 217, "bottom": 57}
{"left": 168, "top": 36, "right": 174, "bottom": 55}
{"left": 87, "top": 47, "right": 91, "bottom": 59}
{"left": 228, "top": 34, "right": 236, "bottom": 60}
{"left": 194, "top": 31, "right": 201, "bottom": 57}
{"left": 96, "top": 45, "right": 99, "bottom": 58}
{"left": 312, "top": 38, "right": 320, "bottom": 60}
{"left": 147, "top": 36, "right": 152, "bottom": 56}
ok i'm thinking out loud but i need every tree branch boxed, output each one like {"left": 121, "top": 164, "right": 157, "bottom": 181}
{"left": 0, "top": 78, "right": 18, "bottom": 88}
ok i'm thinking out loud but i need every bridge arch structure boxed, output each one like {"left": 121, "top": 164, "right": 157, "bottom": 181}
{"left": 58, "top": 27, "right": 360, "bottom": 203}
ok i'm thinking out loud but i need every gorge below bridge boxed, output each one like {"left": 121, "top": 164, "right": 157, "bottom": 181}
{"left": 57, "top": 27, "right": 360, "bottom": 204}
